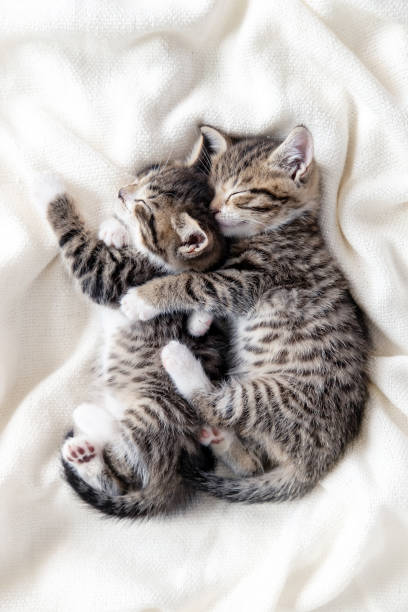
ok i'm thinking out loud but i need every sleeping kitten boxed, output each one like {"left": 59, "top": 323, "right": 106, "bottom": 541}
{"left": 120, "top": 125, "right": 370, "bottom": 503}
{"left": 34, "top": 157, "right": 255, "bottom": 518}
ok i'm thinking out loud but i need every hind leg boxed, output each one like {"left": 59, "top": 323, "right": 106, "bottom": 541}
{"left": 162, "top": 342, "right": 261, "bottom": 476}
{"left": 62, "top": 402, "right": 123, "bottom": 494}
{"left": 199, "top": 426, "right": 262, "bottom": 476}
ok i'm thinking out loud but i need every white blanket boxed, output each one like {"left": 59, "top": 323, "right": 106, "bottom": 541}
{"left": 1, "top": 1, "right": 408, "bottom": 610}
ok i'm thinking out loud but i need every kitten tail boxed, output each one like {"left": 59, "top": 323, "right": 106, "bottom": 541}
{"left": 180, "top": 452, "right": 314, "bottom": 503}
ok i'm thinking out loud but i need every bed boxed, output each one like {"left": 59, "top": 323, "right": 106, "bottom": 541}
{"left": 1, "top": 1, "right": 407, "bottom": 610}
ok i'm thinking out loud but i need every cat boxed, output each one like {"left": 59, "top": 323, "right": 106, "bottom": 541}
{"left": 34, "top": 152, "right": 257, "bottom": 518}
{"left": 119, "top": 125, "right": 370, "bottom": 503}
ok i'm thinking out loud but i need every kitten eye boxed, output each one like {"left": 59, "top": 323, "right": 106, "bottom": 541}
{"left": 226, "top": 190, "right": 250, "bottom": 201}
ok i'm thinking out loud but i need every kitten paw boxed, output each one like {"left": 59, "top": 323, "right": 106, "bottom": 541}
{"left": 120, "top": 288, "right": 161, "bottom": 321}
{"left": 32, "top": 172, "right": 67, "bottom": 214}
{"left": 161, "top": 340, "right": 211, "bottom": 398}
{"left": 187, "top": 311, "right": 213, "bottom": 337}
{"left": 62, "top": 436, "right": 98, "bottom": 465}
{"left": 199, "top": 425, "right": 228, "bottom": 447}
{"left": 72, "top": 402, "right": 118, "bottom": 443}
{"left": 98, "top": 217, "right": 128, "bottom": 249}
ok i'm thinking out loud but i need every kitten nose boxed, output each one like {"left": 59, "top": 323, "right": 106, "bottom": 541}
{"left": 118, "top": 188, "right": 126, "bottom": 201}
{"left": 210, "top": 196, "right": 223, "bottom": 212}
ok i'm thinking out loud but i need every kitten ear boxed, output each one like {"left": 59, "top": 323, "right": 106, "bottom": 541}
{"left": 186, "top": 126, "right": 229, "bottom": 168}
{"left": 200, "top": 125, "right": 229, "bottom": 156}
{"left": 172, "top": 212, "right": 209, "bottom": 259}
{"left": 271, "top": 126, "right": 314, "bottom": 183}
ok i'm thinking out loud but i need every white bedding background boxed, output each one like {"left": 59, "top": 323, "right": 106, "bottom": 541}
{"left": 1, "top": 1, "right": 408, "bottom": 610}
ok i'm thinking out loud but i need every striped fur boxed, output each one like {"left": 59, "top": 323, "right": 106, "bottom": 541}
{"left": 128, "top": 126, "right": 370, "bottom": 503}
{"left": 44, "top": 162, "right": 230, "bottom": 518}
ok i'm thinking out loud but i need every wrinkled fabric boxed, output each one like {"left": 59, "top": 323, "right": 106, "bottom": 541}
{"left": 0, "top": 1, "right": 407, "bottom": 610}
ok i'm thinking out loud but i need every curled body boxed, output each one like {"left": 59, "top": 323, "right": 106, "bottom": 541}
{"left": 35, "top": 160, "right": 233, "bottom": 519}
{"left": 123, "top": 126, "right": 370, "bottom": 503}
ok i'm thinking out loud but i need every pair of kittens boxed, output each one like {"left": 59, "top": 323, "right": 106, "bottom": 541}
{"left": 36, "top": 125, "right": 369, "bottom": 518}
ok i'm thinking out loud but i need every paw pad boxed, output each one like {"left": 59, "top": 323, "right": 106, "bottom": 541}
{"left": 62, "top": 438, "right": 96, "bottom": 464}
{"left": 199, "top": 426, "right": 225, "bottom": 446}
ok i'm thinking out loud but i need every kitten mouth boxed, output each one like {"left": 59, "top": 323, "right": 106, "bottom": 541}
{"left": 215, "top": 214, "right": 244, "bottom": 227}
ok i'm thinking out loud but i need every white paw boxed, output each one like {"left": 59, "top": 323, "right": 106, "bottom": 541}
{"left": 62, "top": 435, "right": 99, "bottom": 465}
{"left": 98, "top": 217, "right": 128, "bottom": 249}
{"left": 32, "top": 172, "right": 67, "bottom": 214}
{"left": 198, "top": 425, "right": 234, "bottom": 454}
{"left": 72, "top": 402, "right": 118, "bottom": 443}
{"left": 187, "top": 310, "right": 213, "bottom": 337}
{"left": 120, "top": 288, "right": 161, "bottom": 321}
{"left": 161, "top": 340, "right": 211, "bottom": 398}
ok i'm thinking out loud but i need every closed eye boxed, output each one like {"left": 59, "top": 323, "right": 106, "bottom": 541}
{"left": 238, "top": 203, "right": 271, "bottom": 212}
{"left": 226, "top": 190, "right": 249, "bottom": 202}
{"left": 249, "top": 188, "right": 289, "bottom": 203}
{"left": 228, "top": 189, "right": 288, "bottom": 203}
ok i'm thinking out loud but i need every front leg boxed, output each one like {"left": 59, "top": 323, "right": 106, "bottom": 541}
{"left": 120, "top": 268, "right": 265, "bottom": 321}
{"left": 32, "top": 174, "right": 157, "bottom": 305}
{"left": 120, "top": 286, "right": 163, "bottom": 321}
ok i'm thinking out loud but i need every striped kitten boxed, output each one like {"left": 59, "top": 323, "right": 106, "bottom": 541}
{"left": 34, "top": 159, "right": 240, "bottom": 519}
{"left": 120, "top": 126, "right": 370, "bottom": 503}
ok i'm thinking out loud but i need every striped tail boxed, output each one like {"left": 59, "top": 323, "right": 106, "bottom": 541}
{"left": 62, "top": 443, "right": 215, "bottom": 519}
{"left": 180, "top": 452, "right": 314, "bottom": 504}
{"left": 62, "top": 458, "right": 193, "bottom": 519}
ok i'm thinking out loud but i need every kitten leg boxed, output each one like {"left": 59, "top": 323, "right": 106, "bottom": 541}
{"left": 164, "top": 350, "right": 265, "bottom": 438}
{"left": 162, "top": 343, "right": 262, "bottom": 476}
{"left": 187, "top": 310, "right": 213, "bottom": 337}
{"left": 98, "top": 217, "right": 128, "bottom": 249}
{"left": 72, "top": 401, "right": 120, "bottom": 442}
{"left": 161, "top": 340, "right": 212, "bottom": 398}
{"left": 62, "top": 403, "right": 122, "bottom": 494}
{"left": 63, "top": 436, "right": 98, "bottom": 466}
{"left": 121, "top": 287, "right": 162, "bottom": 322}
{"left": 199, "top": 426, "right": 263, "bottom": 476}
{"left": 32, "top": 173, "right": 156, "bottom": 306}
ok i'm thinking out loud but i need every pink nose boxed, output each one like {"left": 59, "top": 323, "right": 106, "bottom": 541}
{"left": 210, "top": 197, "right": 223, "bottom": 212}
{"left": 118, "top": 184, "right": 138, "bottom": 201}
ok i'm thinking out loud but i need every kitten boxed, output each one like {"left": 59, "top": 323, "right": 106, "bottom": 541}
{"left": 34, "top": 156, "right": 252, "bottom": 518}
{"left": 120, "top": 125, "right": 370, "bottom": 503}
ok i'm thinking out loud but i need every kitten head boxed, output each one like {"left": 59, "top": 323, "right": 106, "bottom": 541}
{"left": 116, "top": 161, "right": 225, "bottom": 272}
{"left": 192, "top": 125, "right": 319, "bottom": 237}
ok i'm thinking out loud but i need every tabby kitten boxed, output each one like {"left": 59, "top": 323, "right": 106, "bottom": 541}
{"left": 34, "top": 158, "right": 238, "bottom": 519}
{"left": 120, "top": 125, "right": 369, "bottom": 503}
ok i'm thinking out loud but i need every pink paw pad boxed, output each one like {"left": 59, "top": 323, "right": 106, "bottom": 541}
{"left": 199, "top": 426, "right": 225, "bottom": 446}
{"left": 64, "top": 440, "right": 96, "bottom": 464}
